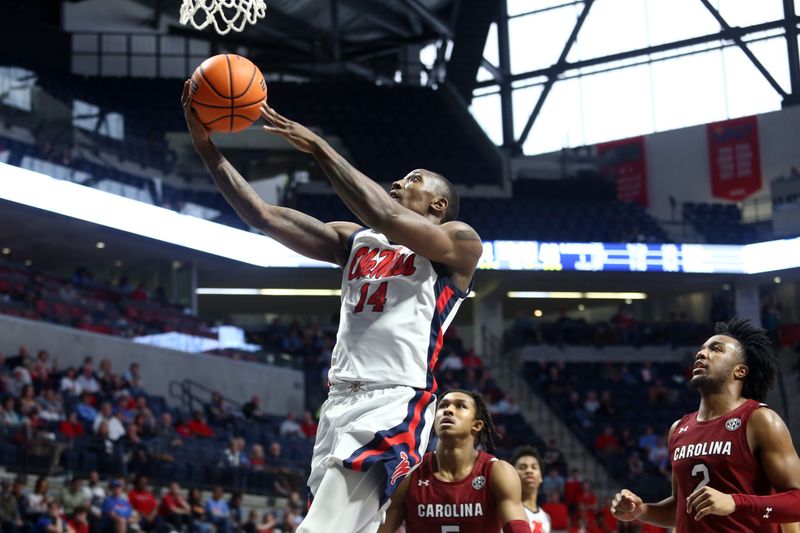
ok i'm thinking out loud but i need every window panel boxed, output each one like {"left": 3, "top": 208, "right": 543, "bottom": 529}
{"left": 469, "top": 92, "right": 503, "bottom": 146}
{"left": 746, "top": 37, "right": 790, "bottom": 95}
{"left": 651, "top": 50, "right": 727, "bottom": 132}
{"left": 101, "top": 34, "right": 127, "bottom": 54}
{"left": 507, "top": 0, "right": 572, "bottom": 17}
{"left": 570, "top": 0, "right": 648, "bottom": 62}
{"left": 580, "top": 64, "right": 654, "bottom": 145}
{"left": 509, "top": 7, "right": 578, "bottom": 74}
{"left": 717, "top": 0, "right": 784, "bottom": 27}
{"left": 644, "top": 0, "right": 719, "bottom": 47}
{"left": 72, "top": 34, "right": 99, "bottom": 53}
{"left": 512, "top": 85, "right": 544, "bottom": 140}
{"left": 484, "top": 23, "right": 499, "bottom": 66}
{"left": 131, "top": 35, "right": 156, "bottom": 54}
{"left": 722, "top": 39, "right": 785, "bottom": 118}
{"left": 518, "top": 78, "right": 584, "bottom": 154}
{"left": 477, "top": 66, "right": 495, "bottom": 83}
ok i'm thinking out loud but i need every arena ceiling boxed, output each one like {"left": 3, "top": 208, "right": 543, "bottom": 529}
{"left": 150, "top": 0, "right": 462, "bottom": 83}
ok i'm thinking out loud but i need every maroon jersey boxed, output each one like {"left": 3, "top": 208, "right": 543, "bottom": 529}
{"left": 670, "top": 399, "right": 778, "bottom": 533}
{"left": 405, "top": 451, "right": 502, "bottom": 533}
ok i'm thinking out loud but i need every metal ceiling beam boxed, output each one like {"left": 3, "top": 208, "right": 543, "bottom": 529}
{"left": 400, "top": 0, "right": 453, "bottom": 38}
{"left": 698, "top": 0, "right": 787, "bottom": 97}
{"left": 516, "top": 0, "right": 594, "bottom": 150}
{"left": 475, "top": 17, "right": 798, "bottom": 89}
{"left": 497, "top": 0, "right": 513, "bottom": 148}
{"left": 342, "top": 31, "right": 441, "bottom": 60}
{"left": 338, "top": 0, "right": 413, "bottom": 37}
{"left": 784, "top": 0, "right": 800, "bottom": 103}
{"left": 330, "top": 0, "right": 341, "bottom": 62}
{"left": 480, "top": 60, "right": 504, "bottom": 82}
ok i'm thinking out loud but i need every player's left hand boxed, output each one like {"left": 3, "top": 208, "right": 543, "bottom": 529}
{"left": 260, "top": 103, "right": 318, "bottom": 153}
{"left": 686, "top": 486, "right": 736, "bottom": 520}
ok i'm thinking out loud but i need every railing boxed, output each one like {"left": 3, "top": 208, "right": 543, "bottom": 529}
{"left": 481, "top": 327, "right": 617, "bottom": 499}
{"left": 169, "top": 378, "right": 244, "bottom": 415}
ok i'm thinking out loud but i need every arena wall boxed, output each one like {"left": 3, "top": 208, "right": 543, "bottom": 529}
{"left": 0, "top": 314, "right": 305, "bottom": 414}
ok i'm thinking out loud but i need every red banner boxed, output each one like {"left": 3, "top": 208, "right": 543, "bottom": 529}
{"left": 706, "top": 116, "right": 762, "bottom": 201}
{"left": 596, "top": 136, "right": 648, "bottom": 206}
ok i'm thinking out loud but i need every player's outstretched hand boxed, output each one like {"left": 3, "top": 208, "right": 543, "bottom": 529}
{"left": 686, "top": 486, "right": 736, "bottom": 521}
{"left": 260, "top": 103, "right": 319, "bottom": 154}
{"left": 611, "top": 489, "right": 645, "bottom": 522}
{"left": 181, "top": 80, "right": 210, "bottom": 144}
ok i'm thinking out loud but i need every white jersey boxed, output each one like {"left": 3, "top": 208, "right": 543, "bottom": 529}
{"left": 329, "top": 229, "right": 469, "bottom": 390}
{"left": 524, "top": 505, "right": 551, "bottom": 533}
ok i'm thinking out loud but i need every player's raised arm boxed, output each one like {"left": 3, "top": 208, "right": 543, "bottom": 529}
{"left": 687, "top": 408, "right": 800, "bottom": 523}
{"left": 376, "top": 475, "right": 410, "bottom": 533}
{"left": 182, "top": 81, "right": 360, "bottom": 267}
{"left": 260, "top": 103, "right": 483, "bottom": 284}
{"left": 611, "top": 420, "right": 680, "bottom": 527}
{"left": 490, "top": 460, "right": 532, "bottom": 533}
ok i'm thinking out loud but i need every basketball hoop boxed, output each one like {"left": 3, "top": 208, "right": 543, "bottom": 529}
{"left": 180, "top": 0, "right": 267, "bottom": 35}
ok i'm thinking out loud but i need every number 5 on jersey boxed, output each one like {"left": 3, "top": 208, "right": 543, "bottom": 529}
{"left": 354, "top": 281, "right": 388, "bottom": 313}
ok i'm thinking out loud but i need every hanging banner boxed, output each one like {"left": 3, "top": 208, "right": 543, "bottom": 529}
{"left": 596, "top": 136, "right": 648, "bottom": 206}
{"left": 707, "top": 115, "right": 762, "bottom": 201}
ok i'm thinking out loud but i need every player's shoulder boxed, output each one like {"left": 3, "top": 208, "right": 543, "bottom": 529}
{"left": 667, "top": 417, "right": 685, "bottom": 439}
{"left": 328, "top": 221, "right": 364, "bottom": 237}
{"left": 442, "top": 221, "right": 481, "bottom": 240}
{"left": 488, "top": 459, "right": 519, "bottom": 487}
{"left": 747, "top": 404, "right": 785, "bottom": 430}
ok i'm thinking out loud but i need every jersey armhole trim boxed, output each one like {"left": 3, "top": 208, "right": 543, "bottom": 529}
{"left": 345, "top": 228, "right": 369, "bottom": 256}
{"left": 432, "top": 261, "right": 473, "bottom": 299}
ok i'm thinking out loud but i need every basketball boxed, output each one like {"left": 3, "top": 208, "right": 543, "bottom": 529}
{"left": 190, "top": 54, "right": 267, "bottom": 133}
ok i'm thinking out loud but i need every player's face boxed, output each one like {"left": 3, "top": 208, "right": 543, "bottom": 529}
{"left": 390, "top": 170, "right": 440, "bottom": 216}
{"left": 690, "top": 334, "right": 747, "bottom": 392}
{"left": 434, "top": 392, "right": 482, "bottom": 439}
{"left": 514, "top": 456, "right": 542, "bottom": 494}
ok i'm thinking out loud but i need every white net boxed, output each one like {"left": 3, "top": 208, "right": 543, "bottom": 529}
{"left": 180, "top": 0, "right": 267, "bottom": 35}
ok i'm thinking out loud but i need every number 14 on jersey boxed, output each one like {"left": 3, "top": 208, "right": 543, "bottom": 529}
{"left": 354, "top": 281, "right": 388, "bottom": 313}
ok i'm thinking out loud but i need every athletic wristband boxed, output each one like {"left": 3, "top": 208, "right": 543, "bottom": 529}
{"left": 731, "top": 489, "right": 800, "bottom": 523}
{"left": 502, "top": 519, "right": 531, "bottom": 533}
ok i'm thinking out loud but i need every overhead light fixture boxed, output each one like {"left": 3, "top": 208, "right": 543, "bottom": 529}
{"left": 1, "top": 248, "right": 9, "bottom": 255}
{"left": 533, "top": 309, "right": 543, "bottom": 317}
{"left": 773, "top": 276, "right": 781, "bottom": 284}
{"left": 197, "top": 288, "right": 341, "bottom": 296}
{"left": 507, "top": 291, "right": 646, "bottom": 300}
{"left": 24, "top": 259, "right": 32, "bottom": 266}
{"left": 578, "top": 304, "right": 586, "bottom": 311}
{"left": 507, "top": 291, "right": 583, "bottom": 299}
{"left": 114, "top": 260, "right": 123, "bottom": 267}
{"left": 197, "top": 288, "right": 477, "bottom": 298}
{"left": 96, "top": 241, "right": 106, "bottom": 249}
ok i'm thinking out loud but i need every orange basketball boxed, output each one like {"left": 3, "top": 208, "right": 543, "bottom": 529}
{"left": 190, "top": 54, "right": 267, "bottom": 133}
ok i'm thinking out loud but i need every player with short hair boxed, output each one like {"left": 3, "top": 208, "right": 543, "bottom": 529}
{"left": 610, "top": 318, "right": 800, "bottom": 532}
{"left": 377, "top": 390, "right": 530, "bottom": 533}
{"left": 511, "top": 446, "right": 552, "bottom": 533}
{"left": 182, "top": 84, "right": 483, "bottom": 533}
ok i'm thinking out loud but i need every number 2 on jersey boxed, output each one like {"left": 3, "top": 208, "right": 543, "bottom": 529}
{"left": 691, "top": 463, "right": 710, "bottom": 492}
{"left": 354, "top": 281, "right": 388, "bottom": 313}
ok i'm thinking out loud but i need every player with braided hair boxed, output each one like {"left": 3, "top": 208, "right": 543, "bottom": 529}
{"left": 377, "top": 390, "right": 529, "bottom": 533}
{"left": 611, "top": 317, "right": 800, "bottom": 532}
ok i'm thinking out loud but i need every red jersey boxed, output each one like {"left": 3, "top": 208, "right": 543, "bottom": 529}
{"left": 670, "top": 399, "right": 778, "bottom": 533}
{"left": 128, "top": 489, "right": 158, "bottom": 516}
{"left": 405, "top": 451, "right": 501, "bottom": 533}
